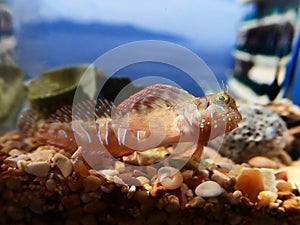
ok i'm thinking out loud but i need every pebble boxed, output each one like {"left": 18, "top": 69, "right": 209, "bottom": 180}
{"left": 25, "top": 161, "right": 50, "bottom": 177}
{"left": 46, "top": 178, "right": 56, "bottom": 191}
{"left": 235, "top": 168, "right": 264, "bottom": 202}
{"left": 53, "top": 153, "right": 73, "bottom": 178}
{"left": 99, "top": 169, "right": 119, "bottom": 179}
{"left": 29, "top": 149, "right": 55, "bottom": 162}
{"left": 227, "top": 190, "right": 242, "bottom": 205}
{"left": 157, "top": 167, "right": 183, "bottom": 190}
{"left": 83, "top": 175, "right": 103, "bottom": 192}
{"left": 8, "top": 149, "right": 23, "bottom": 156}
{"left": 195, "top": 181, "right": 223, "bottom": 198}
{"left": 165, "top": 195, "right": 180, "bottom": 213}
{"left": 248, "top": 156, "right": 278, "bottom": 169}
{"left": 211, "top": 169, "right": 231, "bottom": 187}
{"left": 185, "top": 196, "right": 205, "bottom": 208}
{"left": 276, "top": 181, "right": 292, "bottom": 192}
{"left": 257, "top": 191, "right": 278, "bottom": 207}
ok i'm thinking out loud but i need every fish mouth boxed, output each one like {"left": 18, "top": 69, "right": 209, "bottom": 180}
{"left": 226, "top": 111, "right": 242, "bottom": 127}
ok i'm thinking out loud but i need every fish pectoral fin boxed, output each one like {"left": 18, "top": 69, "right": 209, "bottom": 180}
{"left": 191, "top": 142, "right": 204, "bottom": 161}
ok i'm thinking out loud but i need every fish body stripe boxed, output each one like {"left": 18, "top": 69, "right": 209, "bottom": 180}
{"left": 97, "top": 122, "right": 103, "bottom": 144}
{"left": 137, "top": 130, "right": 140, "bottom": 142}
{"left": 121, "top": 129, "right": 127, "bottom": 145}
{"left": 195, "top": 105, "right": 202, "bottom": 118}
{"left": 72, "top": 124, "right": 84, "bottom": 139}
{"left": 105, "top": 121, "right": 109, "bottom": 145}
{"left": 79, "top": 124, "right": 92, "bottom": 143}
{"left": 117, "top": 127, "right": 122, "bottom": 145}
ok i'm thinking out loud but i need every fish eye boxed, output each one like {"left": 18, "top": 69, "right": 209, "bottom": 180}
{"left": 216, "top": 94, "right": 229, "bottom": 104}
{"left": 219, "top": 95, "right": 225, "bottom": 101}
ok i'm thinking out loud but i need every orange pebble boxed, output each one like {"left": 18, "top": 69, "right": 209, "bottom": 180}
{"left": 235, "top": 168, "right": 264, "bottom": 202}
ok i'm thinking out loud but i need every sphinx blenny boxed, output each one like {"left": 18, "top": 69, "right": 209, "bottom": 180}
{"left": 19, "top": 84, "right": 242, "bottom": 160}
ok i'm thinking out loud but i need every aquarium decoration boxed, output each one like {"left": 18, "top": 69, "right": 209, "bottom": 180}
{"left": 228, "top": 0, "right": 300, "bottom": 104}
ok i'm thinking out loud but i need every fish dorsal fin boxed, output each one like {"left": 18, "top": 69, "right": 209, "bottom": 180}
{"left": 116, "top": 84, "right": 194, "bottom": 114}
{"left": 47, "top": 99, "right": 116, "bottom": 123}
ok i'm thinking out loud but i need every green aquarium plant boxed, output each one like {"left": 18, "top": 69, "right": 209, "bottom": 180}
{"left": 0, "top": 64, "right": 25, "bottom": 132}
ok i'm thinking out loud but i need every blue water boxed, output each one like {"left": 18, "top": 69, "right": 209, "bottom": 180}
{"left": 15, "top": 20, "right": 233, "bottom": 96}
{"left": 15, "top": 20, "right": 299, "bottom": 103}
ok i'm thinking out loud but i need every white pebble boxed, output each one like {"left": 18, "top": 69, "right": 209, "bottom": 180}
{"left": 25, "top": 161, "right": 50, "bottom": 177}
{"left": 195, "top": 181, "right": 223, "bottom": 198}
{"left": 52, "top": 153, "right": 73, "bottom": 178}
{"left": 157, "top": 167, "right": 183, "bottom": 190}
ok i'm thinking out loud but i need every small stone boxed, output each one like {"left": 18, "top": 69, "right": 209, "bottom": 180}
{"left": 25, "top": 161, "right": 50, "bottom": 177}
{"left": 276, "top": 181, "right": 292, "bottom": 192}
{"left": 282, "top": 198, "right": 300, "bottom": 211}
{"left": 275, "top": 171, "right": 288, "bottom": 181}
{"left": 8, "top": 149, "right": 23, "bottom": 156}
{"left": 235, "top": 168, "right": 264, "bottom": 202}
{"left": 235, "top": 168, "right": 277, "bottom": 202}
{"left": 99, "top": 169, "right": 119, "bottom": 181}
{"left": 185, "top": 196, "right": 205, "bottom": 208}
{"left": 195, "top": 181, "right": 223, "bottom": 198}
{"left": 157, "top": 167, "right": 183, "bottom": 190}
{"left": 114, "top": 161, "right": 125, "bottom": 172}
{"left": 30, "top": 149, "right": 55, "bottom": 162}
{"left": 227, "top": 190, "right": 242, "bottom": 205}
{"left": 136, "top": 176, "right": 149, "bottom": 185}
{"left": 127, "top": 185, "right": 136, "bottom": 199}
{"left": 4, "top": 154, "right": 30, "bottom": 167}
{"left": 165, "top": 195, "right": 180, "bottom": 213}
{"left": 83, "top": 175, "right": 103, "bottom": 192}
{"left": 53, "top": 153, "right": 73, "bottom": 178}
{"left": 248, "top": 156, "right": 278, "bottom": 169}
{"left": 211, "top": 170, "right": 231, "bottom": 188}
{"left": 257, "top": 191, "right": 278, "bottom": 207}
{"left": 72, "top": 158, "right": 90, "bottom": 177}
{"left": 46, "top": 178, "right": 56, "bottom": 191}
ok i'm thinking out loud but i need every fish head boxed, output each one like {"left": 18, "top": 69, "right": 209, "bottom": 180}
{"left": 191, "top": 91, "right": 242, "bottom": 140}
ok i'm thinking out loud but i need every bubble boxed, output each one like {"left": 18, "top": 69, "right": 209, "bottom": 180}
{"left": 72, "top": 40, "right": 225, "bottom": 186}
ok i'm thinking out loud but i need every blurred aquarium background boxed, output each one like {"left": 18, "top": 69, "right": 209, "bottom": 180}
{"left": 0, "top": 0, "right": 299, "bottom": 131}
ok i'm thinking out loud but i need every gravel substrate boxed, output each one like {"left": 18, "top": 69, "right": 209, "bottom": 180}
{"left": 1, "top": 130, "right": 300, "bottom": 225}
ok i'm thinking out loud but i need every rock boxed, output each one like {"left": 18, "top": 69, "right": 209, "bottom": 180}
{"left": 185, "top": 196, "right": 205, "bottom": 208}
{"left": 195, "top": 181, "right": 223, "bottom": 198}
{"left": 235, "top": 168, "right": 277, "bottom": 202}
{"left": 53, "top": 152, "right": 73, "bottom": 178}
{"left": 25, "top": 161, "right": 50, "bottom": 177}
{"left": 257, "top": 191, "right": 278, "bottom": 207}
{"left": 276, "top": 181, "right": 292, "bottom": 192}
{"left": 212, "top": 104, "right": 288, "bottom": 163}
{"left": 248, "top": 156, "right": 278, "bottom": 169}
{"left": 29, "top": 148, "right": 55, "bottom": 162}
{"left": 211, "top": 169, "right": 231, "bottom": 188}
{"left": 83, "top": 175, "right": 103, "bottom": 192}
{"left": 157, "top": 167, "right": 183, "bottom": 190}
{"left": 46, "top": 178, "right": 56, "bottom": 191}
{"left": 165, "top": 195, "right": 180, "bottom": 213}
{"left": 235, "top": 168, "right": 264, "bottom": 202}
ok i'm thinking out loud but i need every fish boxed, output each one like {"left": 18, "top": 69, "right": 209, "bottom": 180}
{"left": 18, "top": 84, "right": 242, "bottom": 161}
